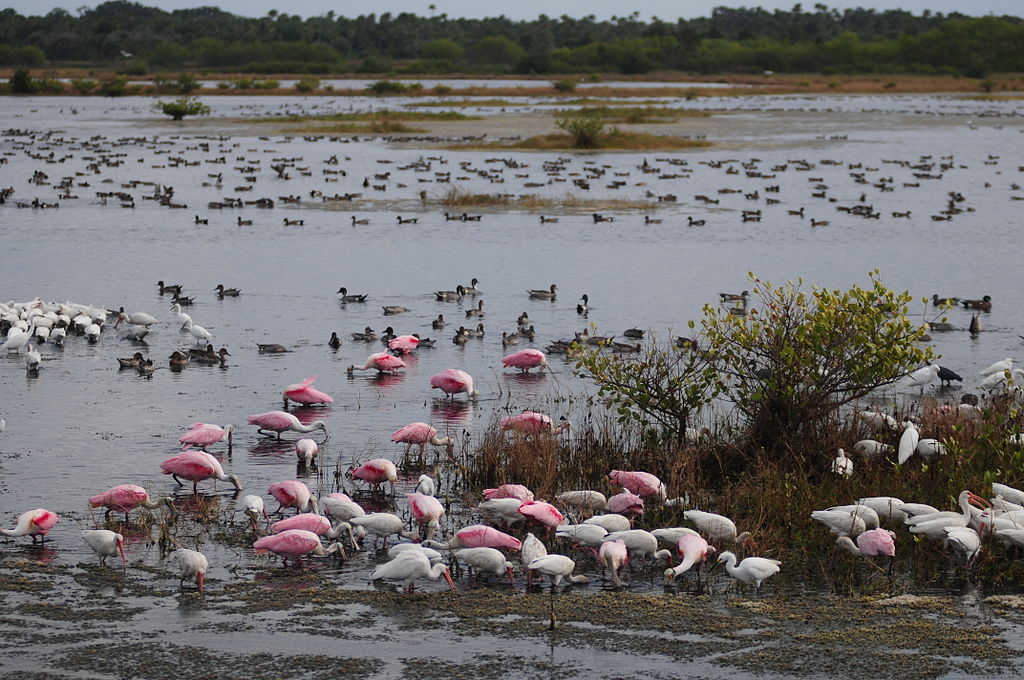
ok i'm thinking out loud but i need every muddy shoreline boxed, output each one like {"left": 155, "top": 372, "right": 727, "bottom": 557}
{"left": 3, "top": 547, "right": 1023, "bottom": 679}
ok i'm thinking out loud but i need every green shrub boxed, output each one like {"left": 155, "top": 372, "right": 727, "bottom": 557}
{"left": 367, "top": 79, "right": 408, "bottom": 95}
{"left": 552, "top": 78, "right": 578, "bottom": 92}
{"left": 176, "top": 73, "right": 199, "bottom": 93}
{"left": 555, "top": 115, "right": 608, "bottom": 148}
{"left": 9, "top": 69, "right": 32, "bottom": 94}
{"left": 99, "top": 77, "right": 129, "bottom": 97}
{"left": 70, "top": 79, "right": 97, "bottom": 94}
{"left": 295, "top": 77, "right": 320, "bottom": 92}
{"left": 153, "top": 96, "right": 211, "bottom": 121}
{"left": 118, "top": 61, "right": 148, "bottom": 76}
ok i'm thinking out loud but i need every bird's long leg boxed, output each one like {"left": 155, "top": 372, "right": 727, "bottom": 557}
{"left": 172, "top": 474, "right": 184, "bottom": 487}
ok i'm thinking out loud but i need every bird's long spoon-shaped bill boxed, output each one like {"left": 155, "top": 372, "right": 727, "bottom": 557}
{"left": 444, "top": 568, "right": 456, "bottom": 591}
{"left": 118, "top": 541, "right": 127, "bottom": 570}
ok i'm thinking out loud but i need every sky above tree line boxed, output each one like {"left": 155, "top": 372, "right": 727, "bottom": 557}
{"left": 6, "top": 0, "right": 1021, "bottom": 20}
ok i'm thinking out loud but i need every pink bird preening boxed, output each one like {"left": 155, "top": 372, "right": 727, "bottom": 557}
{"left": 483, "top": 484, "right": 535, "bottom": 502}
{"left": 837, "top": 528, "right": 897, "bottom": 560}
{"left": 387, "top": 335, "right": 419, "bottom": 355}
{"left": 407, "top": 492, "right": 445, "bottom": 539}
{"left": 607, "top": 490, "right": 645, "bottom": 517}
{"left": 282, "top": 376, "right": 334, "bottom": 408}
{"left": 501, "top": 348, "right": 548, "bottom": 373}
{"left": 430, "top": 369, "right": 479, "bottom": 400}
{"left": 391, "top": 422, "right": 454, "bottom": 460}
{"left": 247, "top": 410, "right": 329, "bottom": 440}
{"left": 89, "top": 484, "right": 174, "bottom": 521}
{"left": 253, "top": 529, "right": 345, "bottom": 566}
{"left": 609, "top": 469, "right": 667, "bottom": 502}
{"left": 599, "top": 539, "right": 629, "bottom": 586}
{"left": 663, "top": 533, "right": 714, "bottom": 584}
{"left": 178, "top": 423, "right": 235, "bottom": 452}
{"left": 351, "top": 459, "right": 398, "bottom": 494}
{"left": 159, "top": 450, "right": 242, "bottom": 494}
{"left": 348, "top": 352, "right": 405, "bottom": 375}
{"left": 500, "top": 411, "right": 572, "bottom": 437}
{"left": 1, "top": 509, "right": 59, "bottom": 544}
{"left": 424, "top": 524, "right": 523, "bottom": 551}
{"left": 268, "top": 481, "right": 318, "bottom": 514}
{"left": 518, "top": 500, "right": 564, "bottom": 536}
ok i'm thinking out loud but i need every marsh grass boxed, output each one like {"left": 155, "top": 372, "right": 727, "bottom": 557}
{"left": 285, "top": 120, "right": 425, "bottom": 134}
{"left": 453, "top": 393, "right": 1024, "bottom": 577}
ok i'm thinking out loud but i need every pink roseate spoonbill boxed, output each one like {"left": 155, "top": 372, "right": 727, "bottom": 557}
{"left": 456, "top": 547, "right": 516, "bottom": 585}
{"left": 89, "top": 484, "right": 175, "bottom": 521}
{"left": 178, "top": 423, "right": 235, "bottom": 452}
{"left": 83, "top": 530, "right": 126, "bottom": 569}
{"left": 683, "top": 510, "right": 756, "bottom": 550}
{"left": 160, "top": 451, "right": 242, "bottom": 494}
{"left": 370, "top": 550, "right": 455, "bottom": 592}
{"left": 518, "top": 500, "right": 564, "bottom": 535}
{"left": 836, "top": 528, "right": 896, "bottom": 560}
{"left": 349, "top": 513, "right": 415, "bottom": 549}
{"left": 583, "top": 514, "right": 631, "bottom": 533}
{"left": 282, "top": 376, "right": 334, "bottom": 407}
{"left": 170, "top": 548, "right": 208, "bottom": 592}
{"left": 1, "top": 509, "right": 58, "bottom": 543}
{"left": 521, "top": 533, "right": 547, "bottom": 586}
{"left": 501, "top": 348, "right": 548, "bottom": 373}
{"left": 240, "top": 494, "right": 268, "bottom": 530}
{"left": 253, "top": 529, "right": 345, "bottom": 565}
{"left": 391, "top": 423, "right": 454, "bottom": 460}
{"left": 716, "top": 551, "right": 781, "bottom": 593}
{"left": 423, "top": 524, "right": 523, "bottom": 551}
{"left": 407, "top": 493, "right": 444, "bottom": 539}
{"left": 500, "top": 411, "right": 572, "bottom": 437}
{"left": 609, "top": 470, "right": 666, "bottom": 502}
{"left": 664, "top": 533, "right": 714, "bottom": 584}
{"left": 482, "top": 484, "right": 534, "bottom": 502}
{"left": 351, "top": 459, "right": 398, "bottom": 495}
{"left": 247, "top": 411, "right": 329, "bottom": 440}
{"left": 268, "top": 481, "right": 318, "bottom": 515}
{"left": 295, "top": 438, "right": 320, "bottom": 467}
{"left": 527, "top": 554, "right": 588, "bottom": 586}
{"left": 607, "top": 491, "right": 645, "bottom": 517}
{"left": 480, "top": 498, "right": 528, "bottom": 528}
{"left": 600, "top": 539, "right": 629, "bottom": 586}
{"left": 387, "top": 335, "right": 420, "bottom": 355}
{"left": 430, "top": 369, "right": 479, "bottom": 400}
{"left": 321, "top": 493, "right": 365, "bottom": 524}
{"left": 348, "top": 352, "right": 405, "bottom": 375}
{"left": 555, "top": 490, "right": 607, "bottom": 515}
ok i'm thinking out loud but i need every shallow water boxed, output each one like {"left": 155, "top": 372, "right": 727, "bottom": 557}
{"left": 1, "top": 92, "right": 1023, "bottom": 677}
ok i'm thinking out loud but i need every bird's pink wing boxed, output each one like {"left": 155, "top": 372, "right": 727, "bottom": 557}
{"left": 31, "top": 510, "right": 59, "bottom": 532}
{"left": 391, "top": 422, "right": 433, "bottom": 443}
{"left": 272, "top": 514, "right": 329, "bottom": 535}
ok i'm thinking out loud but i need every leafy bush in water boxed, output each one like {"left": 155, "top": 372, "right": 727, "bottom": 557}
{"left": 367, "top": 80, "right": 408, "bottom": 95}
{"left": 154, "top": 96, "right": 211, "bottom": 120}
{"left": 555, "top": 115, "right": 608, "bottom": 148}
{"left": 295, "top": 77, "right": 320, "bottom": 92}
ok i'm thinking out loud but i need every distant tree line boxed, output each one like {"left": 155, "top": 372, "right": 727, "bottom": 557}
{"left": 1, "top": 2, "right": 1022, "bottom": 77}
